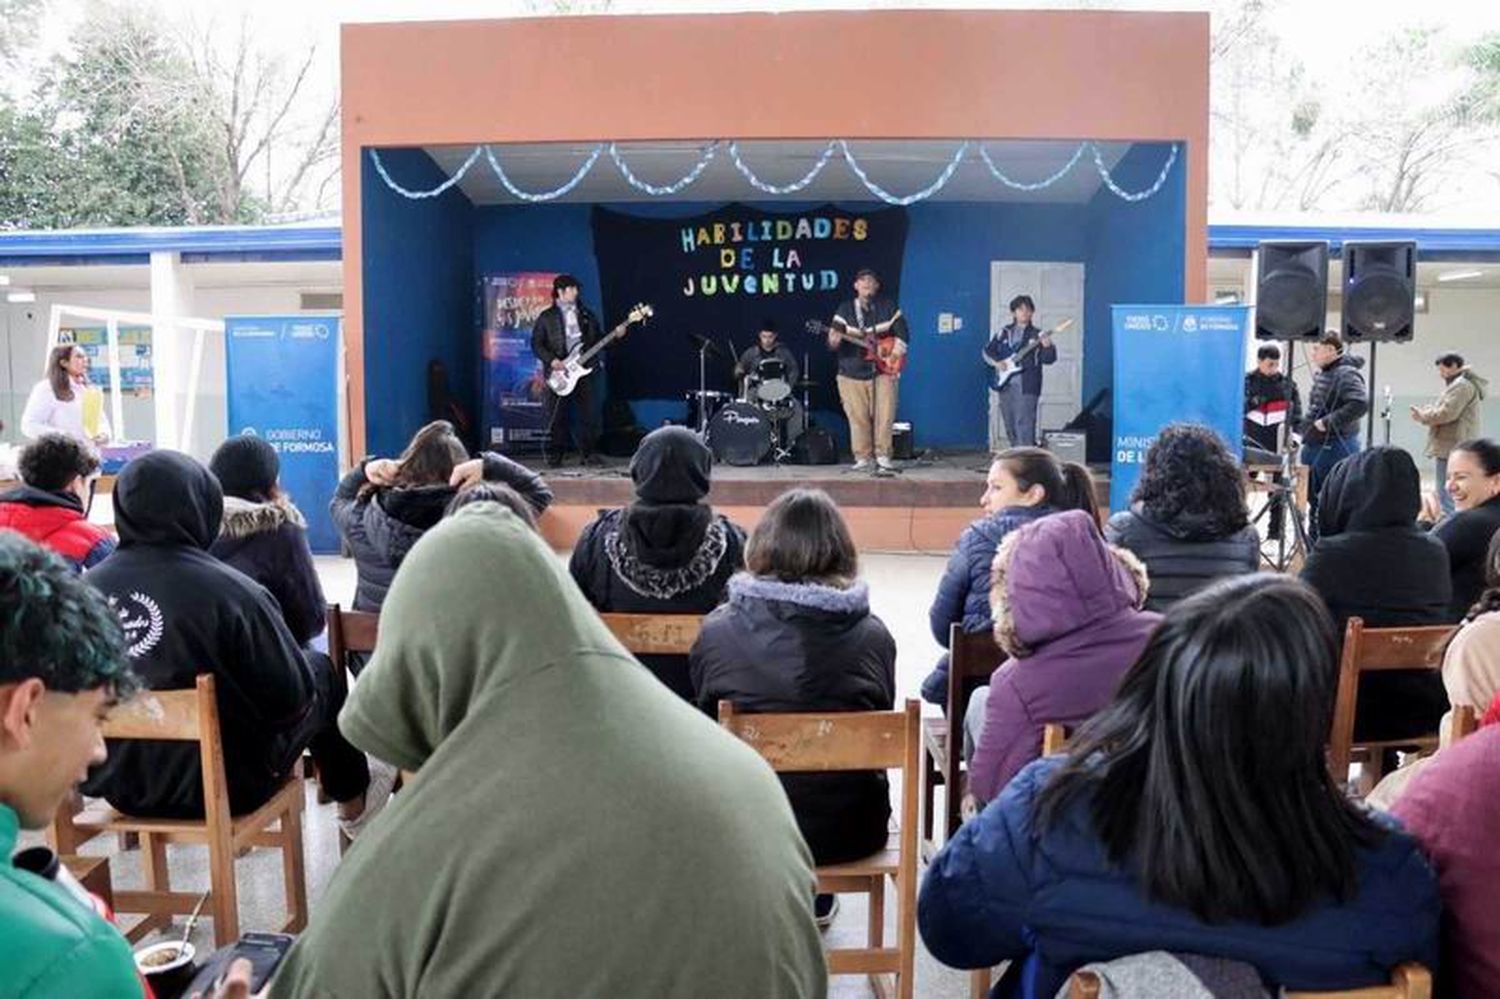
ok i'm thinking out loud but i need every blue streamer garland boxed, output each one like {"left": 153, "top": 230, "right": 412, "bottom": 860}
{"left": 367, "top": 139, "right": 1180, "bottom": 206}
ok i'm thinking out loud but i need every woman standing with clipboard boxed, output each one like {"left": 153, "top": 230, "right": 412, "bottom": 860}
{"left": 21, "top": 344, "right": 111, "bottom": 445}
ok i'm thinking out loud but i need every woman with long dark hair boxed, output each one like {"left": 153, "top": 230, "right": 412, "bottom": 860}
{"left": 20, "top": 344, "right": 110, "bottom": 444}
{"left": 331, "top": 420, "right": 553, "bottom": 619}
{"left": 1104, "top": 423, "right": 1259, "bottom": 612}
{"left": 922, "top": 447, "right": 1097, "bottom": 705}
{"left": 690, "top": 488, "right": 895, "bottom": 929}
{"left": 920, "top": 575, "right": 1440, "bottom": 997}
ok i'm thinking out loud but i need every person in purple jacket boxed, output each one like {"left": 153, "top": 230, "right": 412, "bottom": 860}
{"left": 964, "top": 509, "right": 1159, "bottom": 803}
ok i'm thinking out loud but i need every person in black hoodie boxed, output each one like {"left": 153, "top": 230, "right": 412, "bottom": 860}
{"left": 208, "top": 435, "right": 326, "bottom": 647}
{"left": 569, "top": 426, "right": 746, "bottom": 700}
{"left": 689, "top": 487, "right": 896, "bottom": 928}
{"left": 1300, "top": 447, "right": 1451, "bottom": 742}
{"left": 81, "top": 451, "right": 385, "bottom": 835}
{"left": 1104, "top": 424, "right": 1260, "bottom": 612}
{"left": 331, "top": 420, "right": 553, "bottom": 621}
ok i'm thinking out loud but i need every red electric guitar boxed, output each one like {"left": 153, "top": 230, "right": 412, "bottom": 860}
{"left": 805, "top": 312, "right": 908, "bottom": 377}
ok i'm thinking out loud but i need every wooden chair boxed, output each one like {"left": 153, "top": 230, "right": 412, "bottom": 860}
{"left": 326, "top": 603, "right": 379, "bottom": 678}
{"left": 1068, "top": 962, "right": 1431, "bottom": 998}
{"left": 1041, "top": 723, "right": 1070, "bottom": 756}
{"left": 720, "top": 699, "right": 921, "bottom": 999}
{"left": 1329, "top": 618, "right": 1458, "bottom": 785}
{"left": 1444, "top": 703, "right": 1479, "bottom": 744}
{"left": 921, "top": 625, "right": 1006, "bottom": 859}
{"left": 48, "top": 675, "right": 307, "bottom": 947}
{"left": 600, "top": 612, "right": 703, "bottom": 656}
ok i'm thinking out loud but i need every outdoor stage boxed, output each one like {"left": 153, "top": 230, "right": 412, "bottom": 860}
{"left": 531, "top": 450, "right": 1112, "bottom": 554}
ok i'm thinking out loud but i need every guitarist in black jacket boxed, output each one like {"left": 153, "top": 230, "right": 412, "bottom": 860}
{"left": 531, "top": 274, "right": 606, "bottom": 467}
{"left": 984, "top": 294, "right": 1056, "bottom": 450}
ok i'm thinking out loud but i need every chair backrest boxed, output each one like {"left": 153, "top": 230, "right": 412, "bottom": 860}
{"left": 326, "top": 603, "right": 379, "bottom": 672}
{"left": 944, "top": 624, "right": 1007, "bottom": 834}
{"left": 100, "top": 675, "right": 232, "bottom": 827}
{"left": 1041, "top": 723, "right": 1070, "bottom": 756}
{"left": 718, "top": 699, "right": 920, "bottom": 773}
{"left": 1444, "top": 703, "right": 1479, "bottom": 745}
{"left": 1329, "top": 617, "right": 1458, "bottom": 777}
{"left": 1071, "top": 962, "right": 1431, "bottom": 999}
{"left": 601, "top": 612, "right": 703, "bottom": 656}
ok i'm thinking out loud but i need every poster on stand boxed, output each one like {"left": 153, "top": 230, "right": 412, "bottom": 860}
{"left": 224, "top": 315, "right": 341, "bottom": 553}
{"left": 1110, "top": 304, "right": 1249, "bottom": 512}
{"left": 480, "top": 272, "right": 557, "bottom": 453}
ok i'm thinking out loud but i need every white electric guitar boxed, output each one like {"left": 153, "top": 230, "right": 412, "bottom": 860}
{"left": 987, "top": 318, "right": 1073, "bottom": 393}
{"left": 545, "top": 303, "right": 653, "bottom": 397}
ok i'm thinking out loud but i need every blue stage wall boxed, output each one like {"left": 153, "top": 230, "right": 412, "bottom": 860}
{"left": 360, "top": 143, "right": 1185, "bottom": 455}
{"left": 360, "top": 148, "right": 476, "bottom": 459}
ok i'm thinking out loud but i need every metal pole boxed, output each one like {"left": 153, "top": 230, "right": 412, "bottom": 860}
{"left": 1365, "top": 341, "right": 1377, "bottom": 448}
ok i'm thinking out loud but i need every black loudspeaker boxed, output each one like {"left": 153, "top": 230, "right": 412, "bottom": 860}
{"left": 891, "top": 422, "right": 915, "bottom": 461}
{"left": 792, "top": 425, "right": 839, "bottom": 465}
{"left": 1254, "top": 241, "right": 1329, "bottom": 340}
{"left": 1342, "top": 241, "right": 1416, "bottom": 342}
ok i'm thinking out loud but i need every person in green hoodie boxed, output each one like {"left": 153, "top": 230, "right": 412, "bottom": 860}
{"left": 269, "top": 500, "right": 828, "bottom": 998}
{"left": 0, "top": 533, "right": 143, "bottom": 999}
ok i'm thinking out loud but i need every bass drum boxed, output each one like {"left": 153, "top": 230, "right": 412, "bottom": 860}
{"left": 708, "top": 401, "right": 772, "bottom": 466}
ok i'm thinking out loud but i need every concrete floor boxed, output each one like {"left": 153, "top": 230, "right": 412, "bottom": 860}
{"left": 25, "top": 552, "right": 981, "bottom": 997}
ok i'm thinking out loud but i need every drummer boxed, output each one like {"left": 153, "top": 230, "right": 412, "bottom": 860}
{"left": 733, "top": 319, "right": 799, "bottom": 399}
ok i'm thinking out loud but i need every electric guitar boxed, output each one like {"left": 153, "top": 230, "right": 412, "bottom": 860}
{"left": 804, "top": 312, "right": 908, "bottom": 377}
{"left": 986, "top": 318, "right": 1073, "bottom": 392}
{"left": 546, "top": 303, "right": 653, "bottom": 396}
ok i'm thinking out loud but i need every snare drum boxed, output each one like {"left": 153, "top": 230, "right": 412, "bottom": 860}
{"left": 708, "top": 401, "right": 772, "bottom": 466}
{"left": 685, "top": 390, "right": 731, "bottom": 430}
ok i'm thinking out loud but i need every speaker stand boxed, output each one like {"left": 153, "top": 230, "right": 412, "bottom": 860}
{"left": 1365, "top": 341, "right": 1378, "bottom": 449}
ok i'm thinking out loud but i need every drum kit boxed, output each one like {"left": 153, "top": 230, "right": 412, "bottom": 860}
{"left": 684, "top": 341, "right": 815, "bottom": 467}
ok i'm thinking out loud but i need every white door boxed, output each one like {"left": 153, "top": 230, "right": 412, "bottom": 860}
{"left": 990, "top": 261, "right": 1085, "bottom": 437}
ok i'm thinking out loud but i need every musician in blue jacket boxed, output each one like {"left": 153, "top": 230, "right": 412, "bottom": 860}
{"left": 984, "top": 295, "right": 1057, "bottom": 451}
{"left": 531, "top": 274, "right": 607, "bottom": 468}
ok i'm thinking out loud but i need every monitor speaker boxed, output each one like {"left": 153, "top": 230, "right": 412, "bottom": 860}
{"left": 1254, "top": 241, "right": 1328, "bottom": 340}
{"left": 1342, "top": 241, "right": 1416, "bottom": 342}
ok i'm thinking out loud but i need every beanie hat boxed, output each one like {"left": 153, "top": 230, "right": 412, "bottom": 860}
{"left": 209, "top": 435, "right": 280, "bottom": 501}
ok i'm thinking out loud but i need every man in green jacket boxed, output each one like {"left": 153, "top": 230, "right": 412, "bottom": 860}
{"left": 1412, "top": 352, "right": 1488, "bottom": 515}
{"left": 0, "top": 533, "right": 143, "bottom": 998}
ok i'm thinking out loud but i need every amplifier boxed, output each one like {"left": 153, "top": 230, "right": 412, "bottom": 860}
{"left": 1042, "top": 430, "right": 1087, "bottom": 465}
{"left": 892, "top": 422, "right": 915, "bottom": 460}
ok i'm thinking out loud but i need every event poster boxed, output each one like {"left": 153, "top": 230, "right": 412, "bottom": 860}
{"left": 224, "top": 315, "right": 341, "bottom": 553}
{"left": 1110, "top": 304, "right": 1249, "bottom": 511}
{"left": 60, "top": 325, "right": 153, "bottom": 396}
{"left": 480, "top": 272, "right": 558, "bottom": 452}
{"left": 591, "top": 204, "right": 908, "bottom": 401}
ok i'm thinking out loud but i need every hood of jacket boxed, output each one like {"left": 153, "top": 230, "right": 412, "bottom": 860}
{"left": 113, "top": 450, "right": 222, "bottom": 549}
{"left": 219, "top": 494, "right": 307, "bottom": 539}
{"left": 339, "top": 503, "right": 632, "bottom": 772}
{"left": 1318, "top": 446, "right": 1421, "bottom": 537}
{"left": 970, "top": 503, "right": 1056, "bottom": 547}
{"left": 1326, "top": 353, "right": 1367, "bottom": 373}
{"left": 727, "top": 573, "right": 871, "bottom": 621}
{"left": 0, "top": 483, "right": 83, "bottom": 516}
{"left": 1455, "top": 367, "right": 1489, "bottom": 399}
{"left": 991, "top": 509, "right": 1149, "bottom": 656}
{"left": 366, "top": 484, "right": 453, "bottom": 561}
{"left": 1129, "top": 502, "right": 1240, "bottom": 543}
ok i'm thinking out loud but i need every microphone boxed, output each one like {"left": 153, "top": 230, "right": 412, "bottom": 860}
{"left": 1382, "top": 384, "right": 1393, "bottom": 418}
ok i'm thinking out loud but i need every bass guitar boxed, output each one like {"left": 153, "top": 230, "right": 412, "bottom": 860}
{"left": 546, "top": 303, "right": 653, "bottom": 397}
{"left": 804, "top": 312, "right": 908, "bottom": 377}
{"left": 986, "top": 318, "right": 1073, "bottom": 392}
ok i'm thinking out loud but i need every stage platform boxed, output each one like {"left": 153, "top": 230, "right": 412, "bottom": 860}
{"left": 529, "top": 451, "right": 1109, "bottom": 554}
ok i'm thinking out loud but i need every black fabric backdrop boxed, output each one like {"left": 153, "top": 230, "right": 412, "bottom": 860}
{"left": 591, "top": 203, "right": 908, "bottom": 401}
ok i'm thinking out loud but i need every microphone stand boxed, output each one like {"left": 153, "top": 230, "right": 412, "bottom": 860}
{"left": 697, "top": 338, "right": 711, "bottom": 437}
{"left": 1381, "top": 386, "right": 1393, "bottom": 447}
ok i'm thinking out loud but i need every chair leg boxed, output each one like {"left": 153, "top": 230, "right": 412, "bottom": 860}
{"left": 132, "top": 832, "right": 171, "bottom": 940}
{"left": 969, "top": 968, "right": 992, "bottom": 999}
{"left": 921, "top": 755, "right": 938, "bottom": 843}
{"left": 868, "top": 874, "right": 885, "bottom": 947}
{"left": 207, "top": 830, "right": 240, "bottom": 947}
{"left": 280, "top": 805, "right": 309, "bottom": 934}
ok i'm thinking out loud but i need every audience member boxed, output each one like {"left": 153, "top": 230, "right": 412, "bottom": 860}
{"left": 269, "top": 504, "right": 827, "bottom": 998}
{"left": 1368, "top": 530, "right": 1500, "bottom": 810}
{"left": 1300, "top": 447, "right": 1451, "bottom": 743}
{"left": 922, "top": 447, "right": 1097, "bottom": 705}
{"left": 0, "top": 433, "right": 114, "bottom": 571}
{"left": 1301, "top": 333, "right": 1368, "bottom": 543}
{"left": 20, "top": 344, "right": 110, "bottom": 444}
{"left": 690, "top": 487, "right": 894, "bottom": 928}
{"left": 1409, "top": 353, "right": 1486, "bottom": 517}
{"left": 331, "top": 420, "right": 552, "bottom": 618}
{"left": 1104, "top": 423, "right": 1259, "bottom": 612}
{"left": 444, "top": 481, "right": 540, "bottom": 527}
{"left": 209, "top": 435, "right": 326, "bottom": 647}
{"left": 0, "top": 534, "right": 142, "bottom": 996}
{"left": 571, "top": 427, "right": 745, "bottom": 699}
{"left": 919, "top": 575, "right": 1440, "bottom": 997}
{"left": 965, "top": 510, "right": 1159, "bottom": 803}
{"left": 1430, "top": 438, "right": 1500, "bottom": 620}
{"left": 1392, "top": 723, "right": 1500, "bottom": 998}
{"left": 83, "top": 452, "right": 391, "bottom": 838}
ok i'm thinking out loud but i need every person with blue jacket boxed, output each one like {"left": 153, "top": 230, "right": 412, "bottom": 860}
{"left": 919, "top": 574, "right": 1440, "bottom": 998}
{"left": 922, "top": 448, "right": 1097, "bottom": 706}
